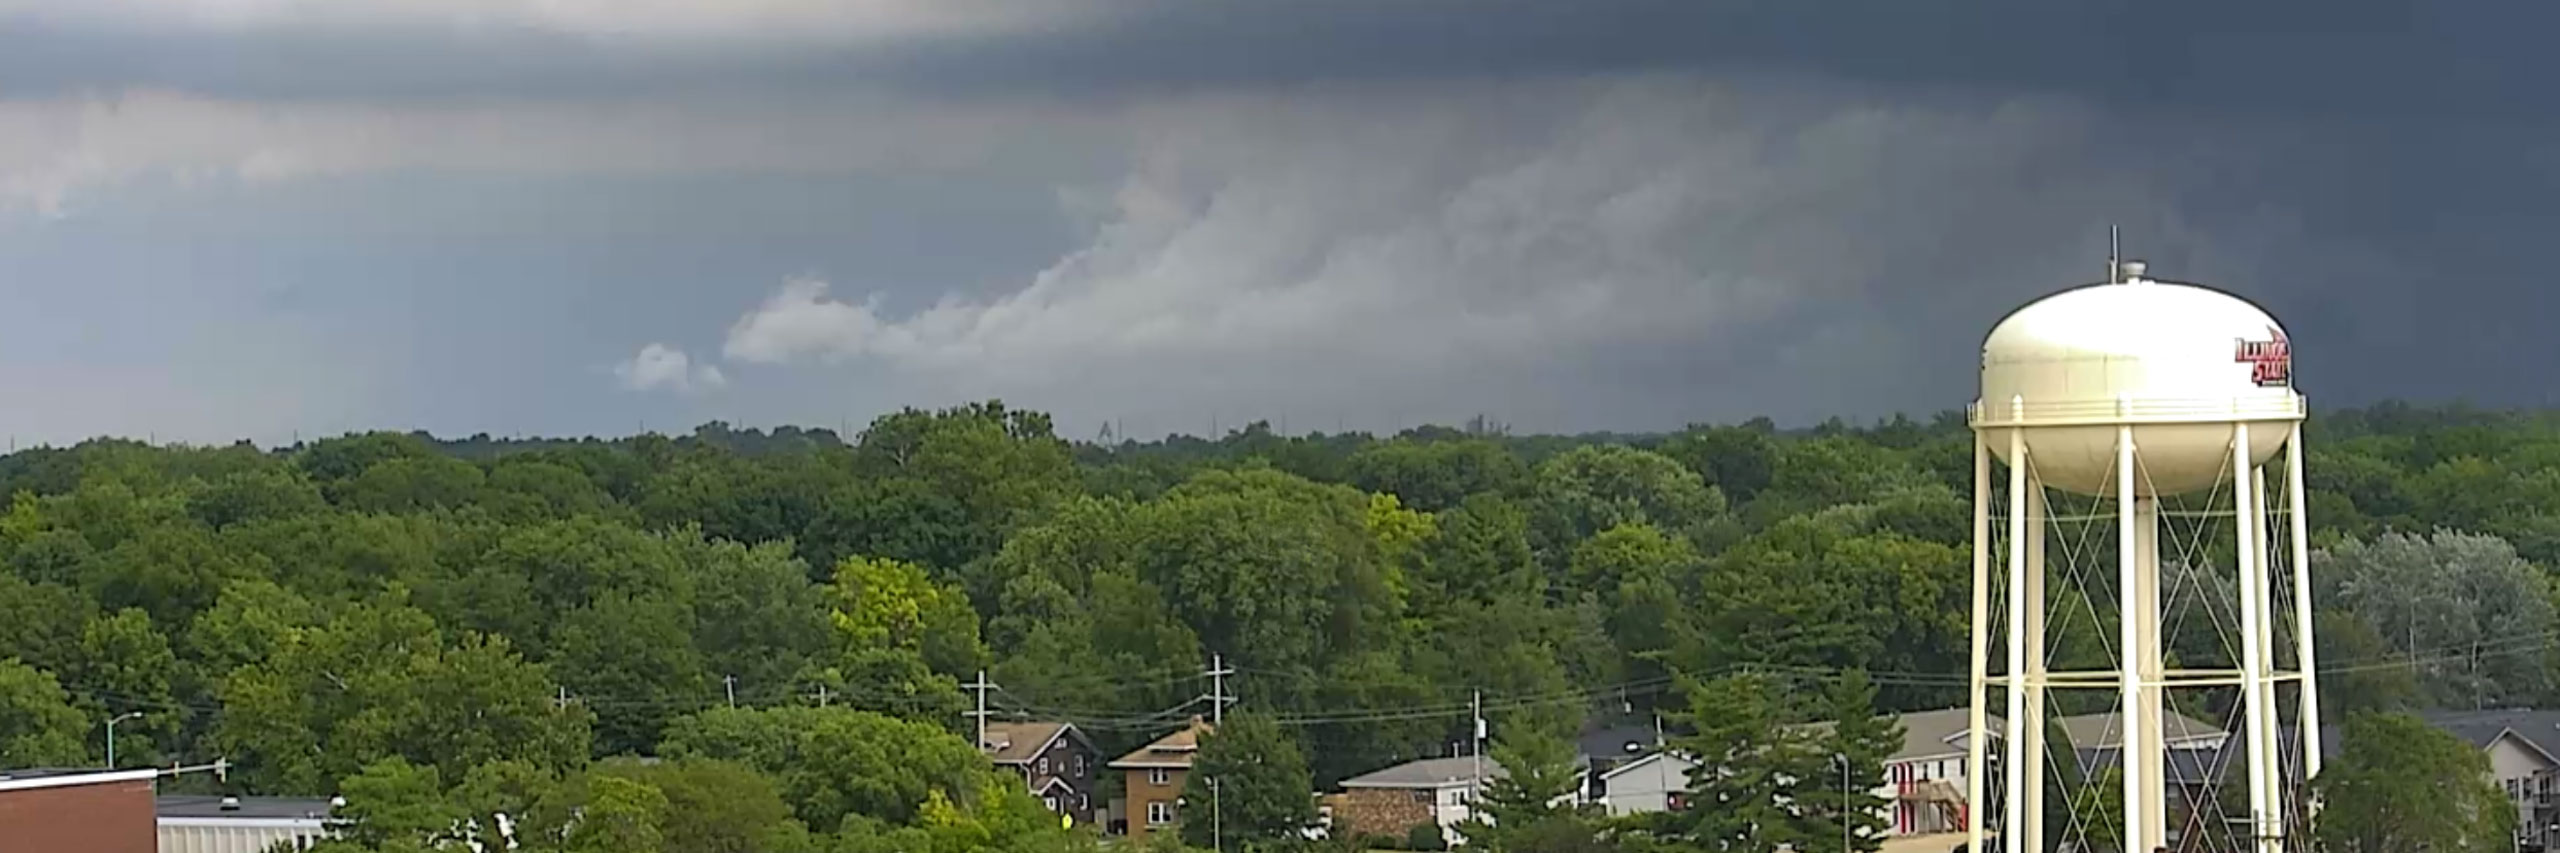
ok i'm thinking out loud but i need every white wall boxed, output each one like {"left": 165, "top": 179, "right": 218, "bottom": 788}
{"left": 1602, "top": 757, "right": 1692, "bottom": 816}
{"left": 159, "top": 818, "right": 328, "bottom": 853}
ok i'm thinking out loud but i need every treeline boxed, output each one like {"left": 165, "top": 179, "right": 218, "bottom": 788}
{"left": 0, "top": 401, "right": 2554, "bottom": 851}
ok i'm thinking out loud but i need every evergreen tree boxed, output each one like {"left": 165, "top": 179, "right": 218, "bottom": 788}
{"left": 1812, "top": 670, "right": 1900, "bottom": 852}
{"left": 1455, "top": 726, "right": 1603, "bottom": 850}
{"left": 1642, "top": 672, "right": 1816, "bottom": 853}
{"left": 1181, "top": 713, "right": 1315, "bottom": 849}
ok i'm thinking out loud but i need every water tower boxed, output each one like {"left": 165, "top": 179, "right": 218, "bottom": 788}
{"left": 1964, "top": 249, "right": 2320, "bottom": 853}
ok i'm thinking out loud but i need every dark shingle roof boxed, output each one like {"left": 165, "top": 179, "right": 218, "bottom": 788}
{"left": 157, "top": 795, "right": 335, "bottom": 820}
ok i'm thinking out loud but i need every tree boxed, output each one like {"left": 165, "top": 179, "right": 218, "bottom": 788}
{"left": 2315, "top": 530, "right": 2555, "bottom": 708}
{"left": 1657, "top": 425, "right": 1780, "bottom": 504}
{"left": 2314, "top": 712, "right": 2516, "bottom": 853}
{"left": 211, "top": 599, "right": 591, "bottom": 794}
{"left": 587, "top": 758, "right": 811, "bottom": 853}
{"left": 1181, "top": 713, "right": 1315, "bottom": 848}
{"left": 1527, "top": 446, "right": 1726, "bottom": 564}
{"left": 659, "top": 705, "right": 998, "bottom": 833}
{"left": 1641, "top": 672, "right": 1819, "bottom": 853}
{"left": 1346, "top": 439, "right": 1528, "bottom": 512}
{"left": 66, "top": 607, "right": 180, "bottom": 764}
{"left": 565, "top": 775, "right": 671, "bottom": 853}
{"left": 0, "top": 658, "right": 87, "bottom": 766}
{"left": 1812, "top": 670, "right": 1900, "bottom": 852}
{"left": 1454, "top": 726, "right": 1600, "bottom": 850}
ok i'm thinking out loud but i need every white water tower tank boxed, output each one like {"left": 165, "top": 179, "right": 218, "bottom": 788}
{"left": 1975, "top": 262, "right": 2302, "bottom": 496}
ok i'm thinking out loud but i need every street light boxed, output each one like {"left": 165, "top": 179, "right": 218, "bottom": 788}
{"left": 105, "top": 712, "right": 143, "bottom": 768}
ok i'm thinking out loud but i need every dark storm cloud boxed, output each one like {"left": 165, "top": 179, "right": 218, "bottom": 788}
{"left": 7, "top": 0, "right": 2559, "bottom": 443}
{"left": 8, "top": 1, "right": 2554, "bottom": 120}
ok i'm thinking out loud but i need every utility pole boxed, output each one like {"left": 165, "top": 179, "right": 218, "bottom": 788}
{"left": 1200, "top": 654, "right": 1234, "bottom": 853}
{"left": 1471, "top": 690, "right": 1485, "bottom": 801}
{"left": 554, "top": 686, "right": 569, "bottom": 710}
{"left": 724, "top": 675, "right": 737, "bottom": 708}
{"left": 1206, "top": 654, "right": 1233, "bottom": 727}
{"left": 967, "top": 671, "right": 1000, "bottom": 750}
{"left": 812, "top": 684, "right": 831, "bottom": 708}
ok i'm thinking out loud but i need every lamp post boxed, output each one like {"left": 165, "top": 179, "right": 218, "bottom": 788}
{"left": 1833, "top": 752, "right": 1853, "bottom": 853}
{"left": 105, "top": 712, "right": 143, "bottom": 768}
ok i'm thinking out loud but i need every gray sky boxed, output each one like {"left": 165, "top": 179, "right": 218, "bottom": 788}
{"left": 2, "top": 0, "right": 2554, "bottom": 446}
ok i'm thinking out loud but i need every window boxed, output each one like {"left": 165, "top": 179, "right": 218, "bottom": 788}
{"left": 1148, "top": 801, "right": 1174, "bottom": 825}
{"left": 1150, "top": 768, "right": 1171, "bottom": 786}
{"left": 1038, "top": 757, "right": 1050, "bottom": 775}
{"left": 1074, "top": 755, "right": 1086, "bottom": 776}
{"left": 1044, "top": 795, "right": 1058, "bottom": 811}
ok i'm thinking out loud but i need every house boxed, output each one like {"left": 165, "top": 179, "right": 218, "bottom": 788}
{"left": 1107, "top": 716, "right": 1213, "bottom": 840}
{"left": 1333, "top": 756, "right": 1504, "bottom": 846}
{"left": 980, "top": 721, "right": 1101, "bottom": 826}
{"left": 157, "top": 794, "right": 334, "bottom": 852}
{"left": 1596, "top": 750, "right": 1696, "bottom": 815}
{"left": 1575, "top": 720, "right": 1668, "bottom": 803}
{"left": 0, "top": 768, "right": 160, "bottom": 853}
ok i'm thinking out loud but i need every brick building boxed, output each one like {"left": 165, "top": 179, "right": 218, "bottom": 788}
{"left": 0, "top": 768, "right": 161, "bottom": 853}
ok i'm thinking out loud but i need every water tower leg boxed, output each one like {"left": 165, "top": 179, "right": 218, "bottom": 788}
{"left": 2116, "top": 423, "right": 2149, "bottom": 853}
{"left": 2253, "top": 466, "right": 2286, "bottom": 847}
{"left": 2003, "top": 431, "right": 2030, "bottom": 853}
{"left": 2233, "top": 425, "right": 2280, "bottom": 853}
{"left": 2287, "top": 424, "right": 2323, "bottom": 817}
{"left": 2135, "top": 496, "right": 2167, "bottom": 849}
{"left": 2023, "top": 474, "right": 2047, "bottom": 853}
{"left": 1967, "top": 434, "right": 1989, "bottom": 853}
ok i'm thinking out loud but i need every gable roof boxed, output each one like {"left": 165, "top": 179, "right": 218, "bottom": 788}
{"left": 1577, "top": 723, "right": 1664, "bottom": 765}
{"left": 1109, "top": 717, "right": 1214, "bottom": 770}
{"left": 1597, "top": 750, "right": 1697, "bottom": 783}
{"left": 2304, "top": 709, "right": 2560, "bottom": 766}
{"left": 1341, "top": 756, "right": 1506, "bottom": 790}
{"left": 982, "top": 721, "right": 1093, "bottom": 766}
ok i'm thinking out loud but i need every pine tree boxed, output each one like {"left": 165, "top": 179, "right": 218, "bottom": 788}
{"left": 1645, "top": 672, "right": 1810, "bottom": 853}
{"left": 1814, "top": 670, "right": 1901, "bottom": 852}
{"left": 1455, "top": 726, "right": 1601, "bottom": 850}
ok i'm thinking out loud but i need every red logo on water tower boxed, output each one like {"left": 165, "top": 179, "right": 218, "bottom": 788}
{"left": 2234, "top": 327, "right": 2291, "bottom": 387}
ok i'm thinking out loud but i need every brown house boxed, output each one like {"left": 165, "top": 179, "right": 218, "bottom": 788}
{"left": 981, "top": 721, "right": 1102, "bottom": 826}
{"left": 0, "top": 768, "right": 160, "bottom": 853}
{"left": 1107, "top": 716, "right": 1214, "bottom": 840}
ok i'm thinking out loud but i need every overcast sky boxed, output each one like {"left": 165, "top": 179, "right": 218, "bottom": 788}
{"left": 2, "top": 1, "right": 2554, "bottom": 447}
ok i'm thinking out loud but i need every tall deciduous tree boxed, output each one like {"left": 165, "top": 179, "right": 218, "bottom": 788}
{"left": 0, "top": 658, "right": 87, "bottom": 766}
{"left": 2315, "top": 530, "right": 2555, "bottom": 708}
{"left": 2315, "top": 712, "right": 2516, "bottom": 853}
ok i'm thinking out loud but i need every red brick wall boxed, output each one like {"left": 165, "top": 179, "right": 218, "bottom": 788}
{"left": 0, "top": 779, "right": 157, "bottom": 853}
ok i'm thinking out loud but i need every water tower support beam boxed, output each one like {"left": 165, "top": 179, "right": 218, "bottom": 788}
{"left": 2253, "top": 466, "right": 2286, "bottom": 842}
{"left": 1967, "top": 433, "right": 1989, "bottom": 853}
{"left": 2288, "top": 423, "right": 2323, "bottom": 810}
{"left": 2135, "top": 494, "right": 2167, "bottom": 848}
{"left": 2003, "top": 422, "right": 2029, "bottom": 853}
{"left": 2117, "top": 419, "right": 2149, "bottom": 853}
{"left": 2234, "top": 424, "right": 2280, "bottom": 853}
{"left": 2023, "top": 472, "right": 2046, "bottom": 853}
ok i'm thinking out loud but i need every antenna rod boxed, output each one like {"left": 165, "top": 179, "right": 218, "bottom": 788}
{"left": 2109, "top": 225, "right": 2122, "bottom": 282}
